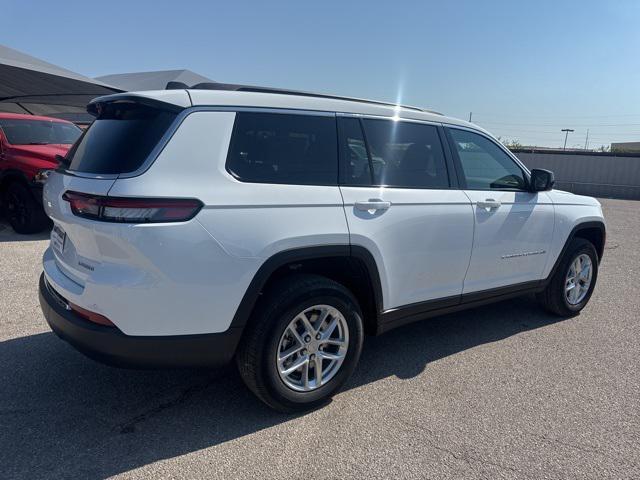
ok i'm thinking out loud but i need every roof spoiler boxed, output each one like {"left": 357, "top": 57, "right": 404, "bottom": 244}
{"left": 166, "top": 81, "right": 189, "bottom": 90}
{"left": 87, "top": 93, "right": 188, "bottom": 117}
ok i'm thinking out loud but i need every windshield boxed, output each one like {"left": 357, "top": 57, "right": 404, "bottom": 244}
{"left": 0, "top": 119, "right": 82, "bottom": 145}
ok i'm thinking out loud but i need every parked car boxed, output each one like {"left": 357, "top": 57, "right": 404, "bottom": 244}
{"left": 0, "top": 113, "right": 82, "bottom": 233}
{"left": 38, "top": 86, "right": 605, "bottom": 411}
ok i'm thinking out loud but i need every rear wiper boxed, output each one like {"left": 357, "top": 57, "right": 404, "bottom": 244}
{"left": 28, "top": 142, "right": 49, "bottom": 145}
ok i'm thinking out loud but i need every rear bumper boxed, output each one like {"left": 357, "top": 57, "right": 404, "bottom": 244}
{"left": 39, "top": 273, "right": 242, "bottom": 369}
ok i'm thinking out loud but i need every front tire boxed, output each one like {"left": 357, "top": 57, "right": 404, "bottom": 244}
{"left": 538, "top": 238, "right": 599, "bottom": 316}
{"left": 236, "top": 274, "right": 364, "bottom": 412}
{"left": 3, "top": 182, "right": 51, "bottom": 234}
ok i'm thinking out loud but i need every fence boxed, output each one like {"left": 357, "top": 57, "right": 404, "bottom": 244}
{"left": 512, "top": 149, "right": 640, "bottom": 200}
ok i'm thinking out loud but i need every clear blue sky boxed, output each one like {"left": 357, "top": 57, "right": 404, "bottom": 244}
{"left": 3, "top": 0, "right": 639, "bottom": 148}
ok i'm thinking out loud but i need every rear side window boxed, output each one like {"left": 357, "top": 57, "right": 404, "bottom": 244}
{"left": 226, "top": 112, "right": 338, "bottom": 185}
{"left": 359, "top": 119, "right": 449, "bottom": 189}
{"left": 67, "top": 102, "right": 177, "bottom": 175}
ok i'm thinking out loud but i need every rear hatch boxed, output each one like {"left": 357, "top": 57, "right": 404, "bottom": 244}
{"left": 44, "top": 92, "right": 189, "bottom": 286}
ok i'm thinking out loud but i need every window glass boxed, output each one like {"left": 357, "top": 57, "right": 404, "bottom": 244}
{"left": 0, "top": 119, "right": 81, "bottom": 145}
{"left": 449, "top": 129, "right": 526, "bottom": 190}
{"left": 227, "top": 112, "right": 338, "bottom": 185}
{"left": 361, "top": 119, "right": 449, "bottom": 188}
{"left": 67, "top": 102, "right": 177, "bottom": 174}
{"left": 338, "top": 117, "right": 371, "bottom": 185}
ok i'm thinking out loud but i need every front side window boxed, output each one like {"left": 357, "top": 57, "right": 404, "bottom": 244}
{"left": 449, "top": 128, "right": 526, "bottom": 190}
{"left": 360, "top": 119, "right": 449, "bottom": 189}
{"left": 227, "top": 112, "right": 338, "bottom": 185}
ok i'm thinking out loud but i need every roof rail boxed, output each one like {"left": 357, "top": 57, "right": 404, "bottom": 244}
{"left": 180, "top": 82, "right": 440, "bottom": 115}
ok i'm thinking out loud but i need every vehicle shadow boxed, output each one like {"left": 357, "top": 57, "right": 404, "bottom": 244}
{"left": 0, "top": 220, "right": 50, "bottom": 242}
{"left": 0, "top": 295, "right": 563, "bottom": 479}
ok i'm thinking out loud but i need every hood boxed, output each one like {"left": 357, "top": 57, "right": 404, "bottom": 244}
{"left": 547, "top": 189, "right": 601, "bottom": 207}
{"left": 6, "top": 143, "right": 72, "bottom": 163}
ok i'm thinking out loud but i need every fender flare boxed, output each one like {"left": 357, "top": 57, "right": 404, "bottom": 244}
{"left": 544, "top": 220, "right": 606, "bottom": 285}
{"left": 229, "top": 244, "right": 384, "bottom": 329}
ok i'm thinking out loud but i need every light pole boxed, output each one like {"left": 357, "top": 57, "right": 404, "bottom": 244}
{"left": 561, "top": 128, "right": 574, "bottom": 150}
{"left": 584, "top": 129, "right": 589, "bottom": 150}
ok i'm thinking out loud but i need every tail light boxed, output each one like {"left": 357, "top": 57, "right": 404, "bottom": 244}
{"left": 62, "top": 191, "right": 203, "bottom": 223}
{"left": 68, "top": 301, "right": 116, "bottom": 327}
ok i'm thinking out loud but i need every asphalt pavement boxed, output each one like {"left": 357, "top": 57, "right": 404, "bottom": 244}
{"left": 1, "top": 198, "right": 638, "bottom": 479}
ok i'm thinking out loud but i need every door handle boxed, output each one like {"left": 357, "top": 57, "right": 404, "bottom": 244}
{"left": 354, "top": 199, "right": 391, "bottom": 212}
{"left": 477, "top": 198, "right": 501, "bottom": 210}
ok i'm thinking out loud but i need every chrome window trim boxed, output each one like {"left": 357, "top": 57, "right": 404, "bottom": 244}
{"left": 336, "top": 111, "right": 442, "bottom": 128}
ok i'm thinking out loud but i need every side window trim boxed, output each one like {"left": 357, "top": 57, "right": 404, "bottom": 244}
{"left": 444, "top": 126, "right": 530, "bottom": 191}
{"left": 358, "top": 117, "right": 375, "bottom": 185}
{"left": 336, "top": 116, "right": 374, "bottom": 186}
{"left": 437, "top": 125, "right": 460, "bottom": 189}
{"left": 443, "top": 127, "right": 469, "bottom": 189}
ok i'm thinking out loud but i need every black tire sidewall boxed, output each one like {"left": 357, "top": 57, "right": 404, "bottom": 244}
{"left": 3, "top": 183, "right": 49, "bottom": 234}
{"left": 261, "top": 289, "right": 363, "bottom": 408}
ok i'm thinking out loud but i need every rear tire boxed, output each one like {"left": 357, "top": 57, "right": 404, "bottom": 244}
{"left": 537, "top": 238, "right": 599, "bottom": 316}
{"left": 236, "top": 274, "right": 364, "bottom": 412}
{"left": 2, "top": 182, "right": 51, "bottom": 234}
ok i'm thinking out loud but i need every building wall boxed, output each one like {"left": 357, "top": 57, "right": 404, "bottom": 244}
{"left": 611, "top": 141, "right": 640, "bottom": 153}
{"left": 513, "top": 151, "right": 640, "bottom": 200}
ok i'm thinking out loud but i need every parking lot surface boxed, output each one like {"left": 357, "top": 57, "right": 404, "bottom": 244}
{"left": 1, "top": 198, "right": 639, "bottom": 479}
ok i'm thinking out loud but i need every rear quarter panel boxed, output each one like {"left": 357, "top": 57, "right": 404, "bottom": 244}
{"left": 107, "top": 110, "right": 349, "bottom": 334}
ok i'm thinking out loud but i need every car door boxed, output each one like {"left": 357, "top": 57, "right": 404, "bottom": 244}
{"left": 445, "top": 127, "right": 555, "bottom": 294}
{"left": 338, "top": 116, "right": 474, "bottom": 312}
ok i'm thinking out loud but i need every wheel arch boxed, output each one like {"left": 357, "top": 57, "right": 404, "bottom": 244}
{"left": 0, "top": 169, "right": 30, "bottom": 194}
{"left": 230, "top": 245, "right": 384, "bottom": 335}
{"left": 573, "top": 223, "right": 606, "bottom": 261}
{"left": 546, "top": 220, "right": 606, "bottom": 284}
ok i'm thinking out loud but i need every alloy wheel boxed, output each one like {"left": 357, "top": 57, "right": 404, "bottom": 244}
{"left": 565, "top": 253, "right": 593, "bottom": 305}
{"left": 276, "top": 304, "right": 349, "bottom": 392}
{"left": 6, "top": 191, "right": 28, "bottom": 228}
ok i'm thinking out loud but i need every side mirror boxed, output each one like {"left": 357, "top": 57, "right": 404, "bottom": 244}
{"left": 529, "top": 168, "right": 555, "bottom": 192}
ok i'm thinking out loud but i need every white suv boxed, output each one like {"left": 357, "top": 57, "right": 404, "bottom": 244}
{"left": 39, "top": 85, "right": 605, "bottom": 411}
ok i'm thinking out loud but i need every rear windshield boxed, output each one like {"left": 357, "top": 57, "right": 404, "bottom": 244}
{"left": 0, "top": 119, "right": 81, "bottom": 145}
{"left": 66, "top": 102, "right": 177, "bottom": 175}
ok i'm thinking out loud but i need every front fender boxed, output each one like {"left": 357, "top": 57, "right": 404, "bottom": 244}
{"left": 543, "top": 205, "right": 605, "bottom": 280}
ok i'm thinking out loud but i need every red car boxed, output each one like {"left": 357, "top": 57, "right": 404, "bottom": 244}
{"left": 0, "top": 113, "right": 82, "bottom": 233}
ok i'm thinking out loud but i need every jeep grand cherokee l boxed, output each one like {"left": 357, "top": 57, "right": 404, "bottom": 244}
{"left": 38, "top": 85, "right": 605, "bottom": 411}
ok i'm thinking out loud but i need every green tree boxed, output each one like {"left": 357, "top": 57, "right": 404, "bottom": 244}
{"left": 500, "top": 138, "right": 523, "bottom": 149}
